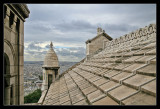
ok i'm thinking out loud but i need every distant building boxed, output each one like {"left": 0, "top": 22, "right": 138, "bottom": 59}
{"left": 4, "top": 4, "right": 30, "bottom": 105}
{"left": 35, "top": 80, "right": 43, "bottom": 89}
{"left": 85, "top": 27, "right": 112, "bottom": 59}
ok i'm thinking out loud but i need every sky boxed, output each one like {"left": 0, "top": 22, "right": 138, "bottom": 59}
{"left": 24, "top": 4, "right": 156, "bottom": 62}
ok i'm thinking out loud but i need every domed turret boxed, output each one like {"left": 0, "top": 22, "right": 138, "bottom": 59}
{"left": 43, "top": 42, "right": 59, "bottom": 68}
{"left": 41, "top": 42, "right": 60, "bottom": 91}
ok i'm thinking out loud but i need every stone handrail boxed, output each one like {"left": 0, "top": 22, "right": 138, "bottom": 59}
{"left": 104, "top": 24, "right": 156, "bottom": 49}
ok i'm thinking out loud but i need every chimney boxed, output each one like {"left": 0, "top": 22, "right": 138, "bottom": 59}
{"left": 97, "top": 27, "right": 103, "bottom": 35}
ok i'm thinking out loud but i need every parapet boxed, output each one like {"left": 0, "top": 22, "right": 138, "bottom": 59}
{"left": 104, "top": 24, "right": 156, "bottom": 49}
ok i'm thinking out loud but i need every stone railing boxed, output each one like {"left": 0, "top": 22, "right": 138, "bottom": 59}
{"left": 104, "top": 24, "right": 156, "bottom": 50}
{"left": 37, "top": 89, "right": 47, "bottom": 105}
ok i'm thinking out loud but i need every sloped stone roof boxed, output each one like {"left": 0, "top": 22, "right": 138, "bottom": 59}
{"left": 43, "top": 42, "right": 59, "bottom": 68}
{"left": 41, "top": 24, "right": 156, "bottom": 105}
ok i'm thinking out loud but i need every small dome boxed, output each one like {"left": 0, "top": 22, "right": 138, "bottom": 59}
{"left": 43, "top": 42, "right": 59, "bottom": 68}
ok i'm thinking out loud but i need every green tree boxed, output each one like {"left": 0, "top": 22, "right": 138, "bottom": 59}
{"left": 24, "top": 89, "right": 42, "bottom": 103}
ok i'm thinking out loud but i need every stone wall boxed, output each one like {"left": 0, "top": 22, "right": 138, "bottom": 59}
{"left": 86, "top": 33, "right": 111, "bottom": 56}
{"left": 4, "top": 4, "right": 30, "bottom": 105}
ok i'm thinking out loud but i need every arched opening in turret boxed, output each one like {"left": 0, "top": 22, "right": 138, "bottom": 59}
{"left": 48, "top": 74, "right": 53, "bottom": 88}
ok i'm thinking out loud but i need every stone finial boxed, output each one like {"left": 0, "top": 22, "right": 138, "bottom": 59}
{"left": 97, "top": 27, "right": 103, "bottom": 35}
{"left": 50, "top": 41, "right": 53, "bottom": 48}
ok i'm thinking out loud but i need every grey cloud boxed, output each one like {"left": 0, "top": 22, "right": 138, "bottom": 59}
{"left": 102, "top": 23, "right": 139, "bottom": 38}
{"left": 26, "top": 42, "right": 43, "bottom": 50}
{"left": 25, "top": 4, "right": 156, "bottom": 42}
{"left": 55, "top": 20, "right": 96, "bottom": 33}
{"left": 25, "top": 21, "right": 54, "bottom": 35}
{"left": 55, "top": 47, "right": 85, "bottom": 58}
{"left": 104, "top": 23, "right": 137, "bottom": 32}
{"left": 27, "top": 50, "right": 46, "bottom": 55}
{"left": 24, "top": 4, "right": 156, "bottom": 61}
{"left": 45, "top": 45, "right": 50, "bottom": 49}
{"left": 25, "top": 46, "right": 85, "bottom": 62}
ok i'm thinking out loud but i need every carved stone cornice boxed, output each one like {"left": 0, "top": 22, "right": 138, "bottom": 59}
{"left": 7, "top": 4, "right": 30, "bottom": 20}
{"left": 14, "top": 4, "right": 30, "bottom": 18}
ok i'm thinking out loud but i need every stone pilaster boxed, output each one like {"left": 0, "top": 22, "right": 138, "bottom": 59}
{"left": 12, "top": 84, "right": 16, "bottom": 105}
{"left": 41, "top": 69, "right": 48, "bottom": 91}
{"left": 4, "top": 86, "right": 11, "bottom": 105}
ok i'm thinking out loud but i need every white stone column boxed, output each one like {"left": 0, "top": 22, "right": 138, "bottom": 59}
{"left": 45, "top": 71, "right": 47, "bottom": 84}
{"left": 41, "top": 69, "right": 48, "bottom": 91}
{"left": 43, "top": 70, "right": 45, "bottom": 83}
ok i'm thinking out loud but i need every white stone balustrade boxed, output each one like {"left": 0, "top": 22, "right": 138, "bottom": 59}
{"left": 104, "top": 24, "right": 156, "bottom": 50}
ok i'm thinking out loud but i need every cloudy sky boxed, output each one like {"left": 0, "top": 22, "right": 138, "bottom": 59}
{"left": 24, "top": 4, "right": 156, "bottom": 62}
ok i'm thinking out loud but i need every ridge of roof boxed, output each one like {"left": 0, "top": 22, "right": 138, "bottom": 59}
{"left": 86, "top": 32, "right": 113, "bottom": 44}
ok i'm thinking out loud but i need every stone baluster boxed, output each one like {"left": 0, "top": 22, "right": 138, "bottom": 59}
{"left": 121, "top": 35, "right": 124, "bottom": 48}
{"left": 152, "top": 24, "right": 156, "bottom": 34}
{"left": 138, "top": 28, "right": 143, "bottom": 42}
{"left": 152, "top": 24, "right": 156, "bottom": 41}
{"left": 134, "top": 30, "right": 139, "bottom": 44}
{"left": 133, "top": 30, "right": 138, "bottom": 45}
{"left": 113, "top": 40, "right": 115, "bottom": 51}
{"left": 113, "top": 39, "right": 116, "bottom": 50}
{"left": 115, "top": 39, "right": 118, "bottom": 51}
{"left": 147, "top": 24, "right": 153, "bottom": 39}
{"left": 124, "top": 34, "right": 128, "bottom": 47}
{"left": 130, "top": 32, "right": 134, "bottom": 45}
{"left": 127, "top": 34, "right": 131, "bottom": 47}
{"left": 117, "top": 38, "right": 120, "bottom": 49}
{"left": 142, "top": 26, "right": 148, "bottom": 41}
{"left": 117, "top": 38, "right": 120, "bottom": 50}
{"left": 130, "top": 32, "right": 134, "bottom": 40}
{"left": 120, "top": 36, "right": 123, "bottom": 49}
{"left": 121, "top": 36, "right": 124, "bottom": 48}
{"left": 149, "top": 24, "right": 156, "bottom": 41}
{"left": 127, "top": 33, "right": 131, "bottom": 46}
